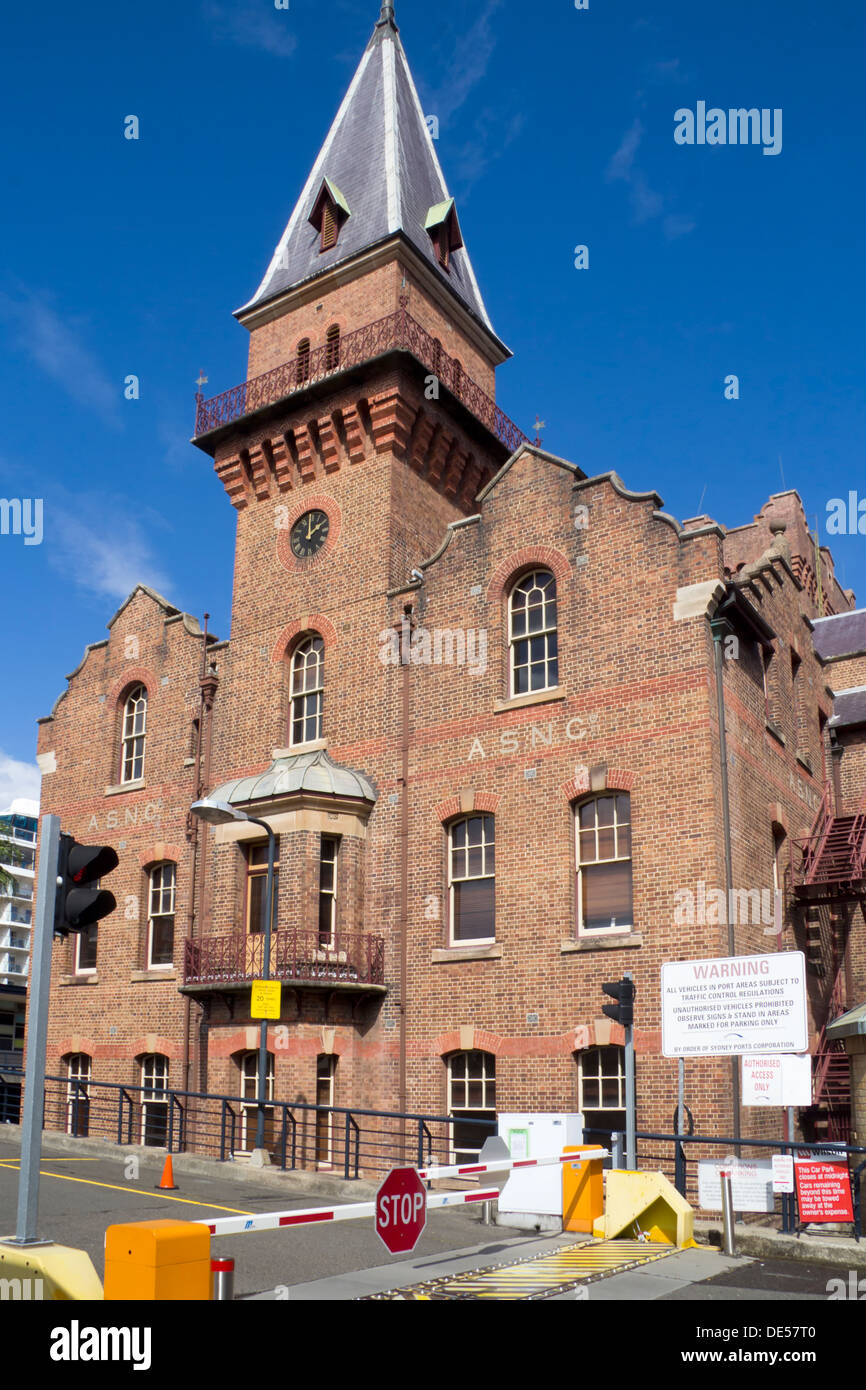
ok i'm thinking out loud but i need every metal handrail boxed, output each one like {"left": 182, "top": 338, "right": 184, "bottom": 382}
{"left": 194, "top": 306, "right": 528, "bottom": 455}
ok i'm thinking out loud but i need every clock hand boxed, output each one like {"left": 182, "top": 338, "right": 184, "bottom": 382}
{"left": 306, "top": 517, "right": 313, "bottom": 540}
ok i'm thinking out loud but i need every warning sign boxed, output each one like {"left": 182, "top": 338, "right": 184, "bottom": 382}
{"left": 250, "top": 979, "right": 282, "bottom": 1020}
{"left": 661, "top": 952, "right": 807, "bottom": 1057}
{"left": 794, "top": 1161, "right": 854, "bottom": 1224}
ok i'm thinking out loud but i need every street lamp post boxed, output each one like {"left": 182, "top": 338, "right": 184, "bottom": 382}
{"left": 190, "top": 799, "right": 276, "bottom": 1156}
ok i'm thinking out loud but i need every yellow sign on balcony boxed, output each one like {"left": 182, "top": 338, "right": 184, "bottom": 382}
{"left": 251, "top": 979, "right": 282, "bottom": 1020}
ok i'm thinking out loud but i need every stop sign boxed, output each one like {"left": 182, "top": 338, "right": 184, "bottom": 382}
{"left": 375, "top": 1166, "right": 427, "bottom": 1254}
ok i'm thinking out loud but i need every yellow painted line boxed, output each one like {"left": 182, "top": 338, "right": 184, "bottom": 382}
{"left": 0, "top": 1161, "right": 253, "bottom": 1215}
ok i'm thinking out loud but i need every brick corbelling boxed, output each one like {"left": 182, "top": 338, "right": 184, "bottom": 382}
{"left": 294, "top": 425, "right": 317, "bottom": 481}
{"left": 271, "top": 614, "right": 339, "bottom": 663}
{"left": 248, "top": 443, "right": 272, "bottom": 500}
{"left": 340, "top": 405, "right": 367, "bottom": 464}
{"left": 106, "top": 667, "right": 158, "bottom": 707}
{"left": 427, "top": 427, "right": 454, "bottom": 485}
{"left": 434, "top": 791, "right": 501, "bottom": 822}
{"left": 138, "top": 842, "right": 185, "bottom": 869}
{"left": 368, "top": 389, "right": 417, "bottom": 457}
{"left": 318, "top": 416, "right": 341, "bottom": 473}
{"left": 270, "top": 435, "right": 293, "bottom": 492}
{"left": 409, "top": 414, "right": 436, "bottom": 474}
{"left": 487, "top": 546, "right": 572, "bottom": 602}
{"left": 276, "top": 493, "right": 342, "bottom": 574}
{"left": 215, "top": 455, "right": 249, "bottom": 510}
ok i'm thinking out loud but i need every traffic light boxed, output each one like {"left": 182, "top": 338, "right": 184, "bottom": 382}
{"left": 602, "top": 977, "right": 635, "bottom": 1028}
{"left": 53, "top": 835, "right": 119, "bottom": 938}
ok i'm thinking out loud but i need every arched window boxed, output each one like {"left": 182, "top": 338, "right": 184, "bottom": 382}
{"left": 147, "top": 863, "right": 176, "bottom": 969}
{"left": 65, "top": 1053, "right": 91, "bottom": 1136}
{"left": 296, "top": 338, "right": 311, "bottom": 385}
{"left": 509, "top": 571, "right": 558, "bottom": 696}
{"left": 577, "top": 1046, "right": 626, "bottom": 1138}
{"left": 325, "top": 324, "right": 340, "bottom": 372}
{"left": 238, "top": 1050, "right": 275, "bottom": 1154}
{"left": 447, "top": 1050, "right": 496, "bottom": 1162}
{"left": 140, "top": 1054, "right": 169, "bottom": 1147}
{"left": 121, "top": 684, "right": 147, "bottom": 783}
{"left": 290, "top": 635, "right": 324, "bottom": 746}
{"left": 575, "top": 795, "right": 632, "bottom": 935}
{"left": 448, "top": 815, "right": 495, "bottom": 943}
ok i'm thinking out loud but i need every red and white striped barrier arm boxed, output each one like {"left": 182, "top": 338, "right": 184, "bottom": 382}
{"left": 206, "top": 1146, "right": 607, "bottom": 1237}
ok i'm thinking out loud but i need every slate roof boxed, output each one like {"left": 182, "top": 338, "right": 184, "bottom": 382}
{"left": 811, "top": 609, "right": 866, "bottom": 661}
{"left": 829, "top": 688, "right": 866, "bottom": 730}
{"left": 237, "top": 5, "right": 494, "bottom": 335}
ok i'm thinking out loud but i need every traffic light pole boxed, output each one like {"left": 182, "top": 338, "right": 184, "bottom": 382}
{"left": 624, "top": 970, "right": 636, "bottom": 1171}
{"left": 11, "top": 813, "right": 60, "bottom": 1245}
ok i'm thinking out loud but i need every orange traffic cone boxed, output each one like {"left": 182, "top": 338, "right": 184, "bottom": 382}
{"left": 156, "top": 1155, "right": 178, "bottom": 1190}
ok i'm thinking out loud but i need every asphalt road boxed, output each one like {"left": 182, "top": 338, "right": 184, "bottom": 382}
{"left": 0, "top": 1136, "right": 533, "bottom": 1297}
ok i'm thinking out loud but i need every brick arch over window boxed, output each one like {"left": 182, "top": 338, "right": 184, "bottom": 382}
{"left": 137, "top": 843, "right": 185, "bottom": 870}
{"left": 106, "top": 667, "right": 156, "bottom": 707}
{"left": 434, "top": 1026, "right": 507, "bottom": 1056}
{"left": 271, "top": 614, "right": 338, "bottom": 664}
{"left": 486, "top": 547, "right": 571, "bottom": 603}
{"left": 561, "top": 768, "right": 636, "bottom": 803}
{"left": 434, "top": 792, "right": 500, "bottom": 823}
{"left": 131, "top": 1037, "right": 177, "bottom": 1060}
{"left": 55, "top": 1036, "right": 97, "bottom": 1060}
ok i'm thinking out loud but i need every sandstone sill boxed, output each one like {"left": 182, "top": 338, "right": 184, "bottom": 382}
{"left": 494, "top": 688, "right": 565, "bottom": 715}
{"left": 561, "top": 933, "right": 643, "bottom": 954}
{"left": 130, "top": 971, "right": 177, "bottom": 984}
{"left": 431, "top": 945, "right": 503, "bottom": 963}
{"left": 58, "top": 974, "right": 99, "bottom": 986}
{"left": 104, "top": 779, "right": 145, "bottom": 797}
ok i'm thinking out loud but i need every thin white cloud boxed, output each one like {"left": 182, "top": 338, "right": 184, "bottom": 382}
{"left": 0, "top": 289, "right": 121, "bottom": 428}
{"left": 606, "top": 119, "right": 694, "bottom": 239}
{"left": 203, "top": 1, "right": 298, "bottom": 57}
{"left": 0, "top": 752, "right": 41, "bottom": 809}
{"left": 426, "top": 0, "right": 504, "bottom": 123}
{"left": 44, "top": 486, "right": 173, "bottom": 602}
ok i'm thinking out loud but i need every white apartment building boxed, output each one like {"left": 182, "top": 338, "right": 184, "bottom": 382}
{"left": 0, "top": 798, "right": 38, "bottom": 1065}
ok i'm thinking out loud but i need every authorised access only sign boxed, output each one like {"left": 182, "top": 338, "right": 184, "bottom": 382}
{"left": 661, "top": 951, "right": 807, "bottom": 1057}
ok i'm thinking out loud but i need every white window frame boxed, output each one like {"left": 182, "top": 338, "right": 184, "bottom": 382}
{"left": 239, "top": 1050, "right": 275, "bottom": 1152}
{"left": 318, "top": 837, "right": 338, "bottom": 948}
{"left": 577, "top": 1046, "right": 626, "bottom": 1115}
{"left": 447, "top": 1050, "right": 496, "bottom": 1163}
{"left": 315, "top": 1054, "right": 336, "bottom": 1166}
{"left": 140, "top": 1054, "right": 169, "bottom": 1147}
{"left": 121, "top": 685, "right": 147, "bottom": 783}
{"left": 74, "top": 924, "right": 98, "bottom": 976}
{"left": 575, "top": 794, "right": 633, "bottom": 937}
{"left": 147, "top": 863, "right": 176, "bottom": 970}
{"left": 448, "top": 815, "right": 495, "bottom": 945}
{"left": 289, "top": 636, "right": 324, "bottom": 746}
{"left": 66, "top": 1053, "right": 91, "bottom": 1136}
{"left": 509, "top": 570, "right": 559, "bottom": 698}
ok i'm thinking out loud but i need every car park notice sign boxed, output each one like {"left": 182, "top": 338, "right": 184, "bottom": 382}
{"left": 794, "top": 1160, "right": 854, "bottom": 1224}
{"left": 662, "top": 952, "right": 807, "bottom": 1057}
{"left": 698, "top": 1159, "right": 774, "bottom": 1213}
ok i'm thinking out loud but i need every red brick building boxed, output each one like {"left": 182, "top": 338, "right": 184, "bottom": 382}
{"left": 35, "top": 3, "right": 866, "bottom": 1159}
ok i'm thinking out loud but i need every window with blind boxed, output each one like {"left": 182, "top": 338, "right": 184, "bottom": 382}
{"left": 575, "top": 795, "right": 633, "bottom": 935}
{"left": 449, "top": 815, "right": 495, "bottom": 943}
{"left": 246, "top": 842, "right": 279, "bottom": 935}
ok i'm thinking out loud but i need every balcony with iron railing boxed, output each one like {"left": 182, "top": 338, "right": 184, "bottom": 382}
{"left": 181, "top": 927, "right": 387, "bottom": 994}
{"left": 193, "top": 306, "right": 529, "bottom": 456}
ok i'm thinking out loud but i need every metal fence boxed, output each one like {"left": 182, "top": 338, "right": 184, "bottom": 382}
{"left": 0, "top": 1068, "right": 495, "bottom": 1180}
{"left": 585, "top": 1125, "right": 866, "bottom": 1239}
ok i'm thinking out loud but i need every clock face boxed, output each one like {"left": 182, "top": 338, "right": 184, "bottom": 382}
{"left": 290, "top": 509, "right": 330, "bottom": 559}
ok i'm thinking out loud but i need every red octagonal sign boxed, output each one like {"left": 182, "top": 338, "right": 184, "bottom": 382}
{"left": 375, "top": 1166, "right": 427, "bottom": 1254}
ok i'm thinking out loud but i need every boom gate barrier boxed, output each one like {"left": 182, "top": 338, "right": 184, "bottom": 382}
{"left": 103, "top": 1146, "right": 609, "bottom": 1300}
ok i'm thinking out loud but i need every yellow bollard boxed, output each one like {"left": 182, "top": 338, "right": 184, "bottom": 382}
{"left": 562, "top": 1145, "right": 605, "bottom": 1233}
{"left": 104, "top": 1220, "right": 212, "bottom": 1301}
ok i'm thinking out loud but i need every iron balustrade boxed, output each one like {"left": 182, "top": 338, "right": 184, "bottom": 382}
{"left": 194, "top": 307, "right": 528, "bottom": 455}
{"left": 585, "top": 1125, "right": 866, "bottom": 1240}
{"left": 0, "top": 1068, "right": 494, "bottom": 1179}
{"left": 183, "top": 927, "right": 386, "bottom": 988}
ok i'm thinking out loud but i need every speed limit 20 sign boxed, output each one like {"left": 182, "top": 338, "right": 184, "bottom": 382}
{"left": 375, "top": 1167, "right": 427, "bottom": 1254}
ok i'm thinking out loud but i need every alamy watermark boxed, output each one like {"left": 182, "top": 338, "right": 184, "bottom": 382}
{"left": 378, "top": 617, "right": 488, "bottom": 677}
{"left": 0, "top": 498, "right": 42, "bottom": 546}
{"left": 674, "top": 882, "right": 780, "bottom": 931}
{"left": 675, "top": 104, "right": 782, "bottom": 157}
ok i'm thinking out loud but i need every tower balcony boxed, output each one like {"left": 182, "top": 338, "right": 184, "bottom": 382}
{"left": 193, "top": 306, "right": 528, "bottom": 456}
{"left": 180, "top": 927, "right": 387, "bottom": 997}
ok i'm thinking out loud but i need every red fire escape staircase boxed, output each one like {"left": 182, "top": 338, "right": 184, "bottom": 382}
{"left": 789, "top": 784, "right": 866, "bottom": 1141}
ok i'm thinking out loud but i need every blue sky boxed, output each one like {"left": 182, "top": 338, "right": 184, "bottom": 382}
{"left": 1, "top": 0, "right": 864, "bottom": 802}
